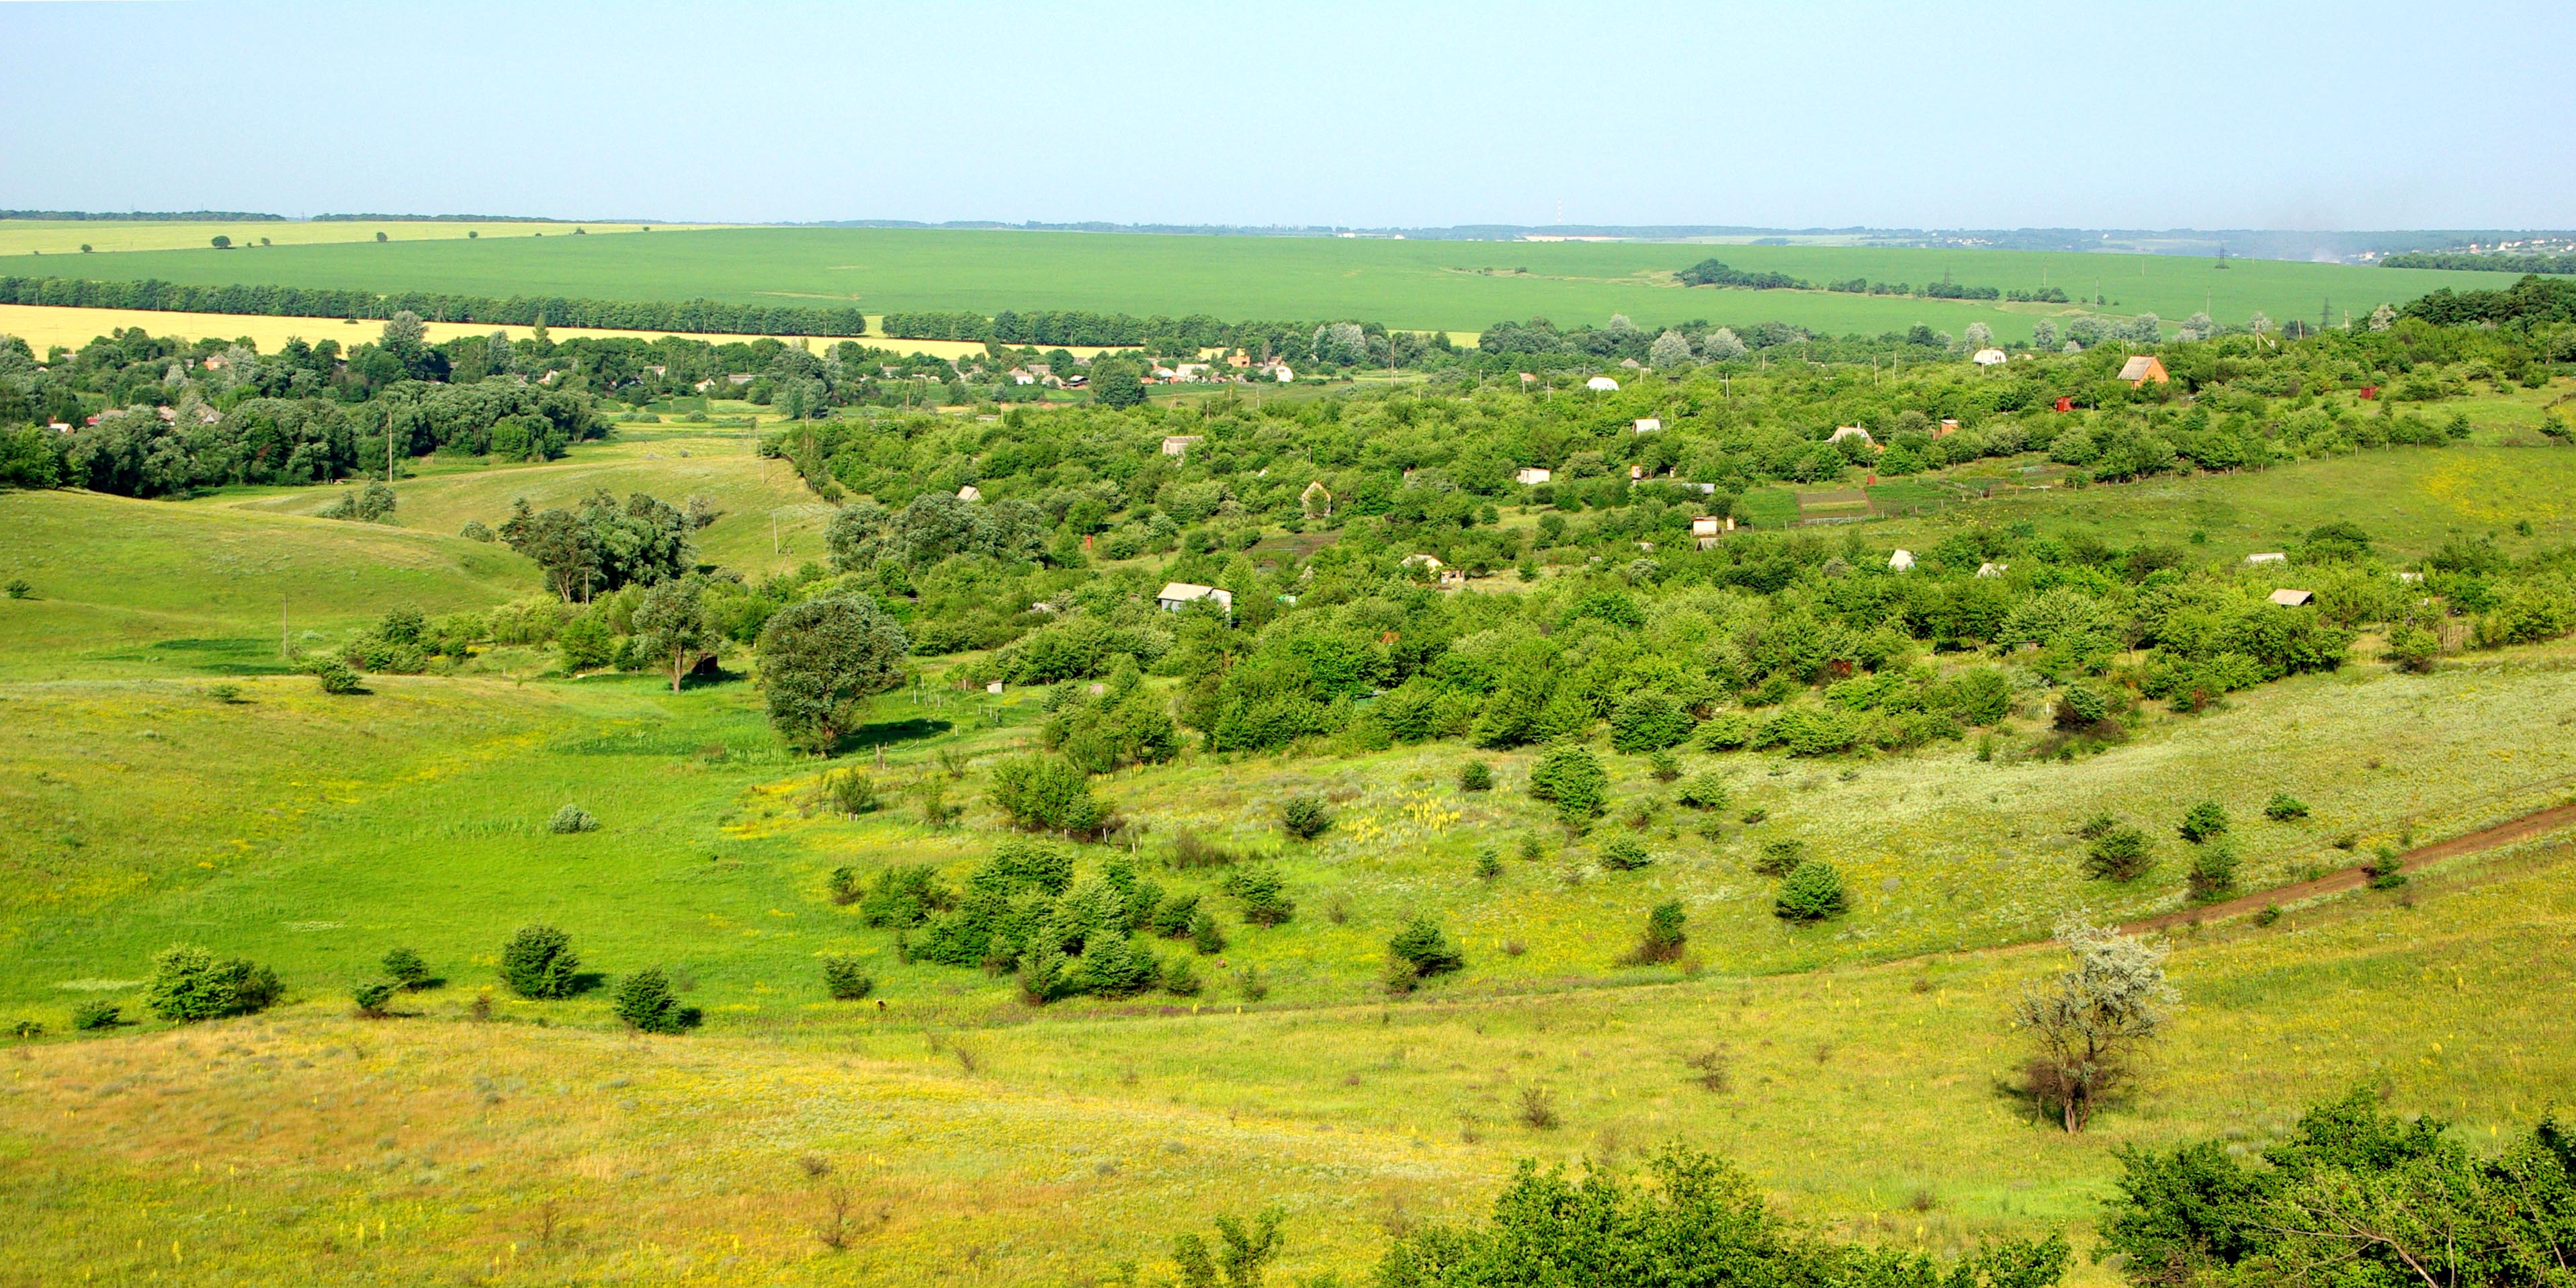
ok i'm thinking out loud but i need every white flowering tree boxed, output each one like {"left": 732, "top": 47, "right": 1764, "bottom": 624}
{"left": 2011, "top": 917, "right": 2178, "bottom": 1132}
{"left": 1647, "top": 329, "right": 1694, "bottom": 368}
{"left": 1701, "top": 327, "right": 1747, "bottom": 360}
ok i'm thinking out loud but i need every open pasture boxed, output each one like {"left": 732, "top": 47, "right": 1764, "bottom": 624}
{"left": 0, "top": 488, "right": 533, "bottom": 680}
{"left": 207, "top": 424, "right": 839, "bottom": 576}
{"left": 2, "top": 822, "right": 2569, "bottom": 1287}
{"left": 5, "top": 226, "right": 2508, "bottom": 341}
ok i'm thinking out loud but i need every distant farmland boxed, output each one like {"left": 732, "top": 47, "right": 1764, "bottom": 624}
{"left": 0, "top": 226, "right": 2502, "bottom": 342}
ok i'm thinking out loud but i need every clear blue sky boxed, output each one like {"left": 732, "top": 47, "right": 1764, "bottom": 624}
{"left": 3, "top": 1, "right": 2569, "bottom": 230}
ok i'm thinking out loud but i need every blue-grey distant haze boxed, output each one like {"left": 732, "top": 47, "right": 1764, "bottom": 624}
{"left": 2, "top": 0, "right": 2569, "bottom": 230}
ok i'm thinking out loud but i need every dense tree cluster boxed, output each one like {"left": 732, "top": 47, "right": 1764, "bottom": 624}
{"left": 2099, "top": 1090, "right": 2576, "bottom": 1287}
{"left": 0, "top": 324, "right": 607, "bottom": 495}
{"left": 0, "top": 274, "right": 867, "bottom": 337}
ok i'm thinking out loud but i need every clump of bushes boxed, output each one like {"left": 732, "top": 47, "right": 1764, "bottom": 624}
{"left": 988, "top": 753, "right": 1109, "bottom": 835}
{"left": 613, "top": 967, "right": 699, "bottom": 1033}
{"left": 499, "top": 925, "right": 581, "bottom": 999}
{"left": 1474, "top": 848, "right": 1504, "bottom": 881}
{"left": 820, "top": 955, "right": 873, "bottom": 1000}
{"left": 548, "top": 804, "right": 600, "bottom": 834}
{"left": 2084, "top": 823, "right": 2154, "bottom": 882}
{"left": 71, "top": 1000, "right": 120, "bottom": 1031}
{"left": 1526, "top": 743, "right": 1608, "bottom": 828}
{"left": 145, "top": 945, "right": 283, "bottom": 1023}
{"left": 1457, "top": 761, "right": 1493, "bottom": 792}
{"left": 305, "top": 656, "right": 363, "bottom": 695}
{"left": 2265, "top": 793, "right": 2311, "bottom": 821}
{"left": 1773, "top": 861, "right": 1848, "bottom": 922}
{"left": 1609, "top": 691, "right": 1694, "bottom": 753}
{"left": 5, "top": 578, "right": 32, "bottom": 600}
{"left": 1386, "top": 914, "right": 1465, "bottom": 991}
{"left": 1279, "top": 796, "right": 1333, "bottom": 841}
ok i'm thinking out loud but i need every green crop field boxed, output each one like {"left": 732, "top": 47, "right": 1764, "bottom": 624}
{"left": 0, "top": 226, "right": 2511, "bottom": 342}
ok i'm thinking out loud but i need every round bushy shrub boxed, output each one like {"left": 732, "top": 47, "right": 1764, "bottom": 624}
{"left": 2265, "top": 793, "right": 2311, "bottom": 822}
{"left": 2084, "top": 825, "right": 2154, "bottom": 882}
{"left": 1773, "top": 861, "right": 1849, "bottom": 922}
{"left": 1633, "top": 900, "right": 1688, "bottom": 963}
{"left": 548, "top": 804, "right": 599, "bottom": 834}
{"left": 1280, "top": 796, "right": 1334, "bottom": 841}
{"left": 499, "top": 925, "right": 580, "bottom": 999}
{"left": 1675, "top": 772, "right": 1731, "bottom": 812}
{"left": 382, "top": 946, "right": 431, "bottom": 990}
{"left": 352, "top": 979, "right": 397, "bottom": 1017}
{"left": 613, "top": 968, "right": 697, "bottom": 1033}
{"left": 70, "top": 1000, "right": 120, "bottom": 1031}
{"left": 1457, "top": 761, "right": 1494, "bottom": 793}
{"left": 2055, "top": 685, "right": 2108, "bottom": 728}
{"left": 1388, "top": 914, "right": 1466, "bottom": 980}
{"left": 2178, "top": 801, "right": 2230, "bottom": 844}
{"left": 307, "top": 658, "right": 361, "bottom": 695}
{"left": 2187, "top": 841, "right": 2240, "bottom": 904}
{"left": 820, "top": 954, "right": 873, "bottom": 1000}
{"left": 1598, "top": 837, "right": 1651, "bottom": 871}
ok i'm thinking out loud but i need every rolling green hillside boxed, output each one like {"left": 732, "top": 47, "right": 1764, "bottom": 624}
{"left": 4, "top": 227, "right": 2504, "bottom": 341}
{"left": 0, "top": 489, "right": 538, "bottom": 679}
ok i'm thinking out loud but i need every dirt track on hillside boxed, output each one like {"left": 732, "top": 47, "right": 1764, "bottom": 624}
{"left": 2122, "top": 800, "right": 2576, "bottom": 934}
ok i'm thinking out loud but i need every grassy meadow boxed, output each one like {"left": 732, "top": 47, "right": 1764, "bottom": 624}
{"left": 206, "top": 423, "right": 839, "bottom": 576}
{"left": 3, "top": 226, "right": 2510, "bottom": 341}
{"left": 7, "top": 382, "right": 2576, "bottom": 1283}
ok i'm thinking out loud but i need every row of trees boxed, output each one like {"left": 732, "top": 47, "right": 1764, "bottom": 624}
{"left": 0, "top": 274, "right": 868, "bottom": 336}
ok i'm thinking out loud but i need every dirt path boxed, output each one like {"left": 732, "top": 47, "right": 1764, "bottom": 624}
{"left": 2123, "top": 801, "right": 2576, "bottom": 933}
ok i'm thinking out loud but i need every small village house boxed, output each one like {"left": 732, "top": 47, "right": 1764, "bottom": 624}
{"left": 1971, "top": 347, "right": 2007, "bottom": 366}
{"left": 1585, "top": 376, "right": 1620, "bottom": 392}
{"left": 1160, "top": 434, "right": 1204, "bottom": 457}
{"left": 956, "top": 484, "right": 982, "bottom": 502}
{"left": 1633, "top": 417, "right": 1662, "bottom": 433}
{"left": 1156, "top": 582, "right": 1233, "bottom": 615}
{"left": 2268, "top": 589, "right": 2315, "bottom": 607}
{"left": 2118, "top": 355, "right": 2170, "bottom": 386}
{"left": 2246, "top": 552, "right": 2288, "bottom": 566}
{"left": 1515, "top": 467, "right": 1553, "bottom": 486}
{"left": 1889, "top": 549, "right": 1916, "bottom": 572}
{"left": 1300, "top": 480, "right": 1333, "bottom": 517}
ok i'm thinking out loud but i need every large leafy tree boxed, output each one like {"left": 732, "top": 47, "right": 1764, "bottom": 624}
{"left": 755, "top": 595, "right": 908, "bottom": 753}
{"left": 632, "top": 578, "right": 718, "bottom": 692}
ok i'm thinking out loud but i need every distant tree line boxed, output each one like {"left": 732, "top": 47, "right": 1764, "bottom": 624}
{"left": 2401, "top": 273, "right": 2576, "bottom": 327}
{"left": 0, "top": 209, "right": 286, "bottom": 222}
{"left": 1681, "top": 257, "right": 2066, "bottom": 303}
{"left": 0, "top": 275, "right": 868, "bottom": 337}
{"left": 2384, "top": 250, "right": 2576, "bottom": 275}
